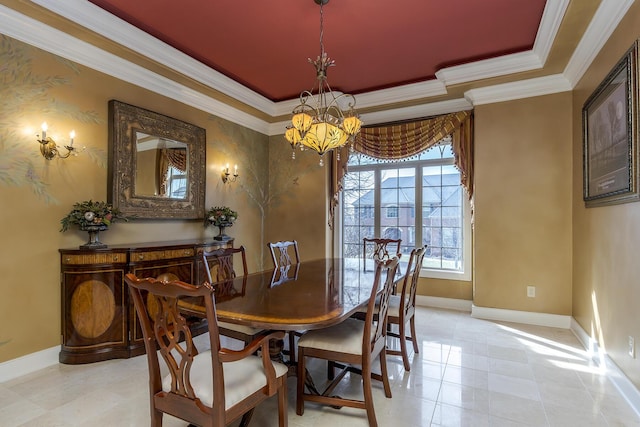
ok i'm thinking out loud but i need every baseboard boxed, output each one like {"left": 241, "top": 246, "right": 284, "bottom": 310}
{"left": 416, "top": 295, "right": 472, "bottom": 312}
{"left": 471, "top": 304, "right": 572, "bottom": 328}
{"left": 570, "top": 318, "right": 640, "bottom": 418}
{"left": 0, "top": 346, "right": 59, "bottom": 383}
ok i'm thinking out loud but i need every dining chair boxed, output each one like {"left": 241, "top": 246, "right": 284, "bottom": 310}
{"left": 125, "top": 273, "right": 289, "bottom": 427}
{"left": 362, "top": 237, "right": 401, "bottom": 272}
{"left": 199, "top": 246, "right": 268, "bottom": 346}
{"left": 268, "top": 240, "right": 301, "bottom": 363}
{"left": 386, "top": 245, "right": 427, "bottom": 371}
{"left": 296, "top": 257, "right": 400, "bottom": 427}
{"left": 268, "top": 240, "right": 300, "bottom": 268}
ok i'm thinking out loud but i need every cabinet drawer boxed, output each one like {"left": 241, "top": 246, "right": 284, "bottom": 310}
{"left": 132, "top": 248, "right": 194, "bottom": 262}
{"left": 62, "top": 253, "right": 127, "bottom": 265}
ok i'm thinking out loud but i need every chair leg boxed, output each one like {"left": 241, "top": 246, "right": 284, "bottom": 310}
{"left": 327, "top": 360, "right": 336, "bottom": 380}
{"left": 361, "top": 364, "right": 378, "bottom": 427}
{"left": 409, "top": 315, "right": 420, "bottom": 353}
{"left": 398, "top": 320, "right": 411, "bottom": 372}
{"left": 151, "top": 409, "right": 162, "bottom": 427}
{"left": 238, "top": 409, "right": 255, "bottom": 427}
{"left": 379, "top": 348, "right": 392, "bottom": 398}
{"left": 296, "top": 349, "right": 306, "bottom": 416}
{"left": 288, "top": 332, "right": 296, "bottom": 363}
{"left": 278, "top": 377, "right": 288, "bottom": 427}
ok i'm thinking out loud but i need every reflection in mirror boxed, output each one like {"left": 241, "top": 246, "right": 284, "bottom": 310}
{"left": 134, "top": 132, "right": 188, "bottom": 199}
{"left": 108, "top": 100, "right": 206, "bottom": 220}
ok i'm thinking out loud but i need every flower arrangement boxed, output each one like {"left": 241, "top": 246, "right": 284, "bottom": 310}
{"left": 204, "top": 206, "right": 238, "bottom": 228}
{"left": 60, "top": 200, "right": 128, "bottom": 232}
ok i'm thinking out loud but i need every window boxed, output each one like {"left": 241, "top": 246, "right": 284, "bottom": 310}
{"left": 167, "top": 165, "right": 187, "bottom": 198}
{"left": 340, "top": 143, "right": 471, "bottom": 280}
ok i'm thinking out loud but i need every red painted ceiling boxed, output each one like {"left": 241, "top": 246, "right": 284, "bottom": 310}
{"left": 88, "top": 0, "right": 547, "bottom": 102}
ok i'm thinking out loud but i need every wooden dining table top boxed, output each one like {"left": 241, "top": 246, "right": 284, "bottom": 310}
{"left": 186, "top": 258, "right": 402, "bottom": 332}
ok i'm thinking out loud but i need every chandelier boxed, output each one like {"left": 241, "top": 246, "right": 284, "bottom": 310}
{"left": 284, "top": 0, "right": 362, "bottom": 166}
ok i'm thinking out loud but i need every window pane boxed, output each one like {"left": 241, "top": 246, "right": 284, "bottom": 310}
{"left": 343, "top": 142, "right": 465, "bottom": 276}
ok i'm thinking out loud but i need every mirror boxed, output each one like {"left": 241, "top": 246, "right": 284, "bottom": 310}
{"left": 108, "top": 100, "right": 206, "bottom": 219}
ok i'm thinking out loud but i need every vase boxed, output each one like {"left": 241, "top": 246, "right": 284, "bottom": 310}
{"left": 80, "top": 225, "right": 108, "bottom": 249}
{"left": 214, "top": 223, "right": 232, "bottom": 241}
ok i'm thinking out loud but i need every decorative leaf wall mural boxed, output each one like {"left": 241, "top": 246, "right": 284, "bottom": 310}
{"left": 0, "top": 35, "right": 106, "bottom": 204}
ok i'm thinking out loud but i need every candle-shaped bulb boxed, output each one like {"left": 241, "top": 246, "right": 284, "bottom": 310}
{"left": 225, "top": 163, "right": 229, "bottom": 171}
{"left": 69, "top": 130, "right": 75, "bottom": 146}
{"left": 234, "top": 164, "right": 238, "bottom": 175}
{"left": 41, "top": 122, "right": 48, "bottom": 140}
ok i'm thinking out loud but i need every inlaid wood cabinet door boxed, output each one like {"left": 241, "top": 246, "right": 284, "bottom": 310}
{"left": 128, "top": 249, "right": 195, "bottom": 355}
{"left": 59, "top": 251, "right": 128, "bottom": 364}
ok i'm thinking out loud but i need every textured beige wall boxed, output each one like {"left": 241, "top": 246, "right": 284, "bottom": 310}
{"left": 474, "top": 93, "right": 573, "bottom": 313}
{"left": 572, "top": 1, "right": 640, "bottom": 388}
{"left": 0, "top": 36, "right": 270, "bottom": 362}
{"left": 417, "top": 277, "right": 473, "bottom": 300}
{"left": 265, "top": 136, "right": 329, "bottom": 265}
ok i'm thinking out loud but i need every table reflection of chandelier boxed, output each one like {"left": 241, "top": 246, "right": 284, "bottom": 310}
{"left": 284, "top": 0, "right": 362, "bottom": 166}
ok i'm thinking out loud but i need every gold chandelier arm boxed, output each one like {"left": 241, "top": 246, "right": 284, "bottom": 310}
{"left": 285, "top": 0, "right": 362, "bottom": 165}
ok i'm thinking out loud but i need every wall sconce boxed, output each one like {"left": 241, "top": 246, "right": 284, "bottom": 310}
{"left": 37, "top": 122, "right": 83, "bottom": 160}
{"left": 221, "top": 163, "right": 239, "bottom": 184}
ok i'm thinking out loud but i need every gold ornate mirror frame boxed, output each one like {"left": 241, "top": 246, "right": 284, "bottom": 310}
{"left": 108, "top": 100, "right": 206, "bottom": 219}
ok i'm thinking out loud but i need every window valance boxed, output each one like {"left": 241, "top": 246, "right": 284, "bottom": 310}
{"left": 329, "top": 111, "right": 474, "bottom": 229}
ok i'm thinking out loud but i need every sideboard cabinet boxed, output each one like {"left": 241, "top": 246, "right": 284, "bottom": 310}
{"left": 59, "top": 239, "right": 233, "bottom": 364}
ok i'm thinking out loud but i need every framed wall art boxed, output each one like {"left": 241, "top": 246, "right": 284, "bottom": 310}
{"left": 583, "top": 40, "right": 639, "bottom": 207}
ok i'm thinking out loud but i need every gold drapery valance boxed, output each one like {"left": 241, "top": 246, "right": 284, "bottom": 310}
{"left": 164, "top": 148, "right": 187, "bottom": 172}
{"left": 157, "top": 148, "right": 188, "bottom": 196}
{"left": 329, "top": 111, "right": 474, "bottom": 229}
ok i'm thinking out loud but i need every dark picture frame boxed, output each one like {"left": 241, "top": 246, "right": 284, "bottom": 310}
{"left": 583, "top": 40, "right": 639, "bottom": 207}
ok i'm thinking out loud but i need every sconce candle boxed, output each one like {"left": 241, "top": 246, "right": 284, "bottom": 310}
{"left": 37, "top": 122, "right": 83, "bottom": 160}
{"left": 221, "top": 163, "right": 239, "bottom": 184}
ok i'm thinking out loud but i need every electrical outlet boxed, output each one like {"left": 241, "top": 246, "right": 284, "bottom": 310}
{"left": 629, "top": 336, "right": 635, "bottom": 358}
{"left": 527, "top": 286, "right": 536, "bottom": 298}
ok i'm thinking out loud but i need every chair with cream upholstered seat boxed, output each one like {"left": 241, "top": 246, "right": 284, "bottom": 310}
{"left": 295, "top": 257, "right": 400, "bottom": 427}
{"left": 386, "top": 245, "right": 427, "bottom": 371}
{"left": 125, "top": 273, "right": 288, "bottom": 427}
{"left": 268, "top": 240, "right": 302, "bottom": 363}
{"left": 201, "top": 246, "right": 268, "bottom": 346}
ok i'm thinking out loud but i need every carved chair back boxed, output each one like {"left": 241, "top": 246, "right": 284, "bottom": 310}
{"left": 362, "top": 237, "right": 402, "bottom": 271}
{"left": 268, "top": 240, "right": 300, "bottom": 269}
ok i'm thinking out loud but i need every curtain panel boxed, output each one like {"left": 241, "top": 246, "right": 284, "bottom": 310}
{"left": 329, "top": 110, "right": 474, "bottom": 229}
{"left": 157, "top": 148, "right": 188, "bottom": 197}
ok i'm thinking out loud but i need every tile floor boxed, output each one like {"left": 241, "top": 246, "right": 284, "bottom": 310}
{"left": 2, "top": 307, "right": 640, "bottom": 426}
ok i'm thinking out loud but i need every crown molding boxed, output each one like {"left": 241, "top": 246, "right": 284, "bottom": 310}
{"left": 532, "top": 0, "right": 570, "bottom": 66}
{"left": 272, "top": 79, "right": 448, "bottom": 117}
{"left": 29, "top": 0, "right": 277, "bottom": 116}
{"left": 465, "top": 74, "right": 572, "bottom": 106}
{"left": 434, "top": 0, "right": 568, "bottom": 86}
{"left": 30, "top": 0, "right": 569, "bottom": 115}
{"left": 3, "top": 0, "right": 633, "bottom": 134}
{"left": 563, "top": 0, "right": 635, "bottom": 87}
{"left": 436, "top": 50, "right": 543, "bottom": 87}
{"left": 268, "top": 98, "right": 474, "bottom": 136}
{"left": 361, "top": 98, "right": 473, "bottom": 126}
{"left": 0, "top": 4, "right": 270, "bottom": 134}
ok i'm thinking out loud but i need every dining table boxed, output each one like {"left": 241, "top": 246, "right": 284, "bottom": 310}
{"left": 210, "top": 258, "right": 402, "bottom": 330}
{"left": 178, "top": 257, "right": 404, "bottom": 403}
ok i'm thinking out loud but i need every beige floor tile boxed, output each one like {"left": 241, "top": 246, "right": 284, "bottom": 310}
{"left": 1, "top": 307, "right": 638, "bottom": 426}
